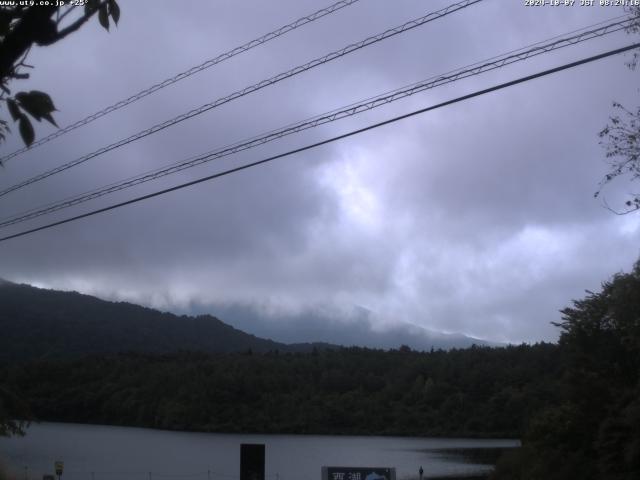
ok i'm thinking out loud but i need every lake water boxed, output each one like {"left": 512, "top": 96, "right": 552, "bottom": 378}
{"left": 0, "top": 423, "right": 519, "bottom": 480}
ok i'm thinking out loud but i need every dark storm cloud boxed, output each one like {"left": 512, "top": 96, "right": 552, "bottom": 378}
{"left": 0, "top": 0, "right": 638, "bottom": 343}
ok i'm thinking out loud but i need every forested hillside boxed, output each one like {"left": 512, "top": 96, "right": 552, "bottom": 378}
{"left": 0, "top": 280, "right": 491, "bottom": 358}
{"left": 0, "top": 280, "right": 327, "bottom": 361}
{"left": 0, "top": 343, "right": 561, "bottom": 438}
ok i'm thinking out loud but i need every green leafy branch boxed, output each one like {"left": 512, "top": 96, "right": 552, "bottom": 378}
{"left": 5, "top": 90, "right": 57, "bottom": 147}
{"left": 0, "top": 0, "right": 120, "bottom": 149}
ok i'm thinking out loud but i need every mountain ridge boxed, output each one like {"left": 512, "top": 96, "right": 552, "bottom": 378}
{"left": 189, "top": 301, "right": 499, "bottom": 351}
{"left": 0, "top": 280, "right": 493, "bottom": 361}
{"left": 0, "top": 280, "right": 327, "bottom": 361}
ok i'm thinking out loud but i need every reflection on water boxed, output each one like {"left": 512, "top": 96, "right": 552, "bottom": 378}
{"left": 428, "top": 447, "right": 505, "bottom": 465}
{"left": 399, "top": 447, "right": 511, "bottom": 480}
{"left": 0, "top": 423, "right": 519, "bottom": 480}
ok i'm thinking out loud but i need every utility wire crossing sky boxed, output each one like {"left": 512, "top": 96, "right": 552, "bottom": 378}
{"left": 0, "top": 15, "right": 632, "bottom": 230}
{"left": 0, "top": 0, "right": 482, "bottom": 198}
{"left": 1, "top": 0, "right": 638, "bottom": 345}
{"left": 1, "top": 42, "right": 637, "bottom": 243}
{"left": 0, "top": 0, "right": 363, "bottom": 164}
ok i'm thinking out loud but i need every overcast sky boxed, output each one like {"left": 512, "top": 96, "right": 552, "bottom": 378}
{"left": 0, "top": 0, "right": 639, "bottom": 344}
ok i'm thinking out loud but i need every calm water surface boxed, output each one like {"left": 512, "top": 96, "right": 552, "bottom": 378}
{"left": 0, "top": 423, "right": 519, "bottom": 480}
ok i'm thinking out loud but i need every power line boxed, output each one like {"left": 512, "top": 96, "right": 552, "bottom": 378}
{"left": 0, "top": 0, "right": 484, "bottom": 198}
{"left": 0, "top": 16, "right": 632, "bottom": 229}
{"left": 1, "top": 42, "right": 637, "bottom": 244}
{"left": 0, "top": 0, "right": 362, "bottom": 164}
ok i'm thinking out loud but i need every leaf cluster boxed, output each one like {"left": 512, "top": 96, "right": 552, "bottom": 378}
{"left": 595, "top": 6, "right": 640, "bottom": 214}
{"left": 5, "top": 90, "right": 57, "bottom": 147}
{"left": 0, "top": 1, "right": 120, "bottom": 147}
{"left": 597, "top": 102, "right": 640, "bottom": 213}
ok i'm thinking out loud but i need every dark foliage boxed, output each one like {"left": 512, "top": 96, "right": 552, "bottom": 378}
{"left": 492, "top": 262, "right": 640, "bottom": 480}
{"left": 0, "top": 343, "right": 562, "bottom": 438}
{"left": 0, "top": 383, "right": 30, "bottom": 436}
{"left": 0, "top": 0, "right": 120, "bottom": 147}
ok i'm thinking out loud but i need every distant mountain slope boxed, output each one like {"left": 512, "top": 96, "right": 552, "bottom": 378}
{"left": 192, "top": 303, "right": 499, "bottom": 351}
{"left": 0, "top": 281, "right": 315, "bottom": 362}
{"left": 0, "top": 280, "right": 496, "bottom": 362}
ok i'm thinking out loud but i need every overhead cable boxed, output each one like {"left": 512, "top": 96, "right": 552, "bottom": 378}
{"left": 1, "top": 42, "right": 637, "bottom": 244}
{"left": 0, "top": 0, "right": 484, "bottom": 198}
{"left": 0, "top": 16, "right": 632, "bottom": 229}
{"left": 0, "top": 0, "right": 362, "bottom": 164}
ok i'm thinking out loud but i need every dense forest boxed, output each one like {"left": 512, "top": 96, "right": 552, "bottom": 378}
{"left": 1, "top": 343, "right": 560, "bottom": 438}
{"left": 491, "top": 262, "right": 640, "bottom": 479}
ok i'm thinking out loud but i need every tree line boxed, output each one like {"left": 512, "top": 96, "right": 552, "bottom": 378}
{"left": 1, "top": 343, "right": 562, "bottom": 439}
